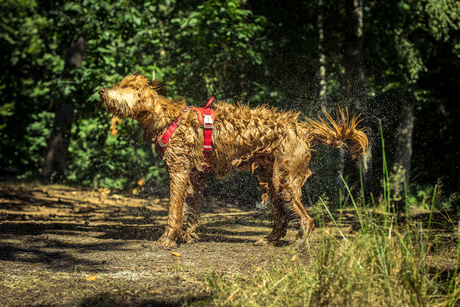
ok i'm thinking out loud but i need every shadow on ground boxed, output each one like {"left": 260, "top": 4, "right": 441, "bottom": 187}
{"left": 0, "top": 183, "right": 299, "bottom": 306}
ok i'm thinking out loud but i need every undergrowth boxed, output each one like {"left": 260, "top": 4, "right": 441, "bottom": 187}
{"left": 198, "top": 229, "right": 460, "bottom": 306}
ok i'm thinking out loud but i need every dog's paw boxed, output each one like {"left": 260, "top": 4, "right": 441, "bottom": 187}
{"left": 151, "top": 237, "right": 178, "bottom": 249}
{"left": 296, "top": 220, "right": 315, "bottom": 240}
{"left": 181, "top": 232, "right": 199, "bottom": 244}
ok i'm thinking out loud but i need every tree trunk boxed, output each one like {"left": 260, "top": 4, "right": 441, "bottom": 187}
{"left": 392, "top": 100, "right": 414, "bottom": 201}
{"left": 343, "top": 0, "right": 372, "bottom": 192}
{"left": 42, "top": 37, "right": 84, "bottom": 181}
{"left": 318, "top": 0, "right": 326, "bottom": 107}
{"left": 391, "top": 28, "right": 418, "bottom": 203}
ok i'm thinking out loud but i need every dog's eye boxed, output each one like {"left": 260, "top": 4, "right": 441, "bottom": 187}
{"left": 121, "top": 85, "right": 129, "bottom": 89}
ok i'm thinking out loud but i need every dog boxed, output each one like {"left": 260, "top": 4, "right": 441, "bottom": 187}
{"left": 99, "top": 72, "right": 368, "bottom": 248}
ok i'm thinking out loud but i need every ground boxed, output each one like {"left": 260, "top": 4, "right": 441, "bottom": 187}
{"left": 0, "top": 183, "right": 316, "bottom": 307}
{"left": 3, "top": 183, "right": 457, "bottom": 306}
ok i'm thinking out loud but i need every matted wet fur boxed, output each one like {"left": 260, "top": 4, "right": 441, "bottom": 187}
{"left": 99, "top": 72, "right": 369, "bottom": 248}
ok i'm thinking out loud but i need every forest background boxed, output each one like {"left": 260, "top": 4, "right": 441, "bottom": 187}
{"left": 1, "top": 0, "right": 459, "bottom": 208}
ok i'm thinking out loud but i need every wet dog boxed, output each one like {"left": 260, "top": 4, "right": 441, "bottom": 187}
{"left": 100, "top": 72, "right": 369, "bottom": 248}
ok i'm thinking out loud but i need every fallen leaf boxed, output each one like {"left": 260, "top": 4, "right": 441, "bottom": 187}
{"left": 87, "top": 275, "right": 97, "bottom": 281}
{"left": 98, "top": 188, "right": 110, "bottom": 194}
{"left": 137, "top": 177, "right": 145, "bottom": 186}
{"left": 171, "top": 252, "right": 181, "bottom": 257}
{"left": 291, "top": 255, "right": 297, "bottom": 262}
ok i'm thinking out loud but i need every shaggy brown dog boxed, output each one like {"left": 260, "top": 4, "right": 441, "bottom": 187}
{"left": 99, "top": 72, "right": 368, "bottom": 248}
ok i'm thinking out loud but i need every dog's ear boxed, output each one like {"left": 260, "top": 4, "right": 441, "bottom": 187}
{"left": 149, "top": 80, "right": 167, "bottom": 97}
{"left": 131, "top": 71, "right": 143, "bottom": 76}
{"left": 134, "top": 89, "right": 163, "bottom": 115}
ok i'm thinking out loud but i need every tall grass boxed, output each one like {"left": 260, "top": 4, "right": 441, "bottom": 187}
{"left": 199, "top": 227, "right": 459, "bottom": 306}
{"left": 198, "top": 124, "right": 460, "bottom": 306}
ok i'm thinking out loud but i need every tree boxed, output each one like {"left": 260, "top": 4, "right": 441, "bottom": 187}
{"left": 317, "top": 0, "right": 326, "bottom": 107}
{"left": 343, "top": 0, "right": 373, "bottom": 193}
{"left": 391, "top": 0, "right": 460, "bottom": 199}
{"left": 42, "top": 37, "right": 84, "bottom": 181}
{"left": 364, "top": 0, "right": 460, "bottom": 200}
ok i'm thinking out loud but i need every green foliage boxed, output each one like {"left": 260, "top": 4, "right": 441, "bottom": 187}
{"left": 0, "top": 0, "right": 50, "bottom": 172}
{"left": 162, "top": 0, "right": 267, "bottom": 103}
{"left": 0, "top": 103, "right": 14, "bottom": 130}
{"left": 66, "top": 116, "right": 167, "bottom": 189}
{"left": 18, "top": 111, "right": 55, "bottom": 177}
{"left": 0, "top": 0, "right": 266, "bottom": 189}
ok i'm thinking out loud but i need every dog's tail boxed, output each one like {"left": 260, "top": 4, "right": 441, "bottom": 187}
{"left": 306, "top": 109, "right": 369, "bottom": 159}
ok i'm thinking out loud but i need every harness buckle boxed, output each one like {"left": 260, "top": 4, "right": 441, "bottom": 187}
{"left": 203, "top": 145, "right": 212, "bottom": 151}
{"left": 157, "top": 136, "right": 168, "bottom": 148}
{"left": 203, "top": 114, "right": 213, "bottom": 129}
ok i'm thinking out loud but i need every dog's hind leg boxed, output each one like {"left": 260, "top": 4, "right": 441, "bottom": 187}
{"left": 182, "top": 172, "right": 208, "bottom": 243}
{"left": 279, "top": 173, "right": 315, "bottom": 247}
{"left": 254, "top": 165, "right": 290, "bottom": 245}
{"left": 153, "top": 170, "right": 189, "bottom": 249}
{"left": 266, "top": 151, "right": 315, "bottom": 247}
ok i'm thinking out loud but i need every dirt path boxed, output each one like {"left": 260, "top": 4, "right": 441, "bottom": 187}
{"left": 0, "top": 183, "right": 304, "bottom": 306}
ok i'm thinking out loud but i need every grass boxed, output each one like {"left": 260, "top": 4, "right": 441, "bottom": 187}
{"left": 198, "top": 224, "right": 460, "bottom": 306}
{"left": 197, "top": 122, "right": 460, "bottom": 307}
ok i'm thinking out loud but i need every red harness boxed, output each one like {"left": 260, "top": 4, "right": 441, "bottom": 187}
{"left": 156, "top": 97, "right": 215, "bottom": 172}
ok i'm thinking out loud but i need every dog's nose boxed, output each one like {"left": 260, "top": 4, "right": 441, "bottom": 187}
{"left": 99, "top": 88, "right": 106, "bottom": 96}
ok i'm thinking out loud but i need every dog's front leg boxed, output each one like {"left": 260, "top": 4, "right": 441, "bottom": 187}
{"left": 153, "top": 170, "right": 189, "bottom": 249}
{"left": 182, "top": 172, "right": 208, "bottom": 243}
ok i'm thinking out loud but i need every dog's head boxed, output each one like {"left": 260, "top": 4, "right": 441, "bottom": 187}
{"left": 99, "top": 72, "right": 166, "bottom": 119}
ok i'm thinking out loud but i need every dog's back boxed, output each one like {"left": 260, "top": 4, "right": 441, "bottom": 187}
{"left": 211, "top": 102, "right": 310, "bottom": 167}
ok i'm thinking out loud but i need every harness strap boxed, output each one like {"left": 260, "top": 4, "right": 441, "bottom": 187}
{"left": 156, "top": 106, "right": 190, "bottom": 156}
{"left": 202, "top": 97, "right": 215, "bottom": 171}
{"left": 156, "top": 98, "right": 215, "bottom": 172}
{"left": 204, "top": 96, "right": 215, "bottom": 108}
